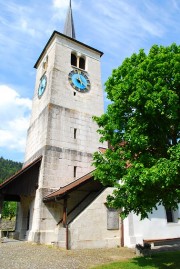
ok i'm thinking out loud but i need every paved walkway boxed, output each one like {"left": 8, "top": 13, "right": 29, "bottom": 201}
{"left": 0, "top": 239, "right": 135, "bottom": 269}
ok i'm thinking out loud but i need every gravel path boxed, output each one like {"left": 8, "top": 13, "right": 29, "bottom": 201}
{"left": 0, "top": 239, "right": 135, "bottom": 269}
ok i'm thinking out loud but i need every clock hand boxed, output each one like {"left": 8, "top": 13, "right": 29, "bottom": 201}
{"left": 77, "top": 72, "right": 83, "bottom": 85}
{"left": 78, "top": 73, "right": 87, "bottom": 88}
{"left": 81, "top": 80, "right": 86, "bottom": 87}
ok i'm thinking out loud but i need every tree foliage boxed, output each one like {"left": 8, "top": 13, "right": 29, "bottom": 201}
{"left": 0, "top": 157, "right": 22, "bottom": 184}
{"left": 2, "top": 202, "right": 17, "bottom": 220}
{"left": 0, "top": 157, "right": 22, "bottom": 219}
{"left": 93, "top": 43, "right": 180, "bottom": 219}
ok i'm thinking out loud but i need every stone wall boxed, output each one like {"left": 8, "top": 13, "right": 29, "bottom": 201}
{"left": 69, "top": 188, "right": 121, "bottom": 249}
{"left": 0, "top": 219, "right": 15, "bottom": 231}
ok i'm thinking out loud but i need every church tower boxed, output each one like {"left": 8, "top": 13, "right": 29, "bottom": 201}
{"left": 19, "top": 1, "right": 105, "bottom": 242}
{"left": 24, "top": 1, "right": 103, "bottom": 186}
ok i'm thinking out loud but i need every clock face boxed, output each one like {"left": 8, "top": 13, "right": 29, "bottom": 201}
{"left": 38, "top": 74, "right": 47, "bottom": 98}
{"left": 68, "top": 70, "right": 90, "bottom": 92}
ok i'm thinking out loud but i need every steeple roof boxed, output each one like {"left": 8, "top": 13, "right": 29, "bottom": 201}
{"left": 63, "top": 0, "right": 76, "bottom": 39}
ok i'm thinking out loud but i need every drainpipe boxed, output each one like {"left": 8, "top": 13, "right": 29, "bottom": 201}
{"left": 121, "top": 218, "right": 124, "bottom": 247}
{"left": 66, "top": 223, "right": 69, "bottom": 250}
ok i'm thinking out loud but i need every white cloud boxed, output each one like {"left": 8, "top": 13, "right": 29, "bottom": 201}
{"left": 52, "top": 0, "right": 79, "bottom": 10}
{"left": 53, "top": 0, "right": 69, "bottom": 9}
{"left": 0, "top": 85, "right": 31, "bottom": 110}
{"left": 52, "top": 0, "right": 81, "bottom": 23}
{"left": 0, "top": 85, "right": 31, "bottom": 152}
{"left": 19, "top": 18, "right": 36, "bottom": 37}
{"left": 52, "top": 0, "right": 70, "bottom": 21}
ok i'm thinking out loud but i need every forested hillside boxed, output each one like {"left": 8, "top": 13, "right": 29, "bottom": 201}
{"left": 0, "top": 157, "right": 22, "bottom": 219}
{"left": 0, "top": 157, "right": 22, "bottom": 184}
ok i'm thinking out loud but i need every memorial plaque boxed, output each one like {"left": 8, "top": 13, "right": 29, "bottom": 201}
{"left": 107, "top": 208, "right": 119, "bottom": 230}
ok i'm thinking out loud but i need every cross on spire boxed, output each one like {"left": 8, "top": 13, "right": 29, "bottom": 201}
{"left": 63, "top": 0, "right": 76, "bottom": 39}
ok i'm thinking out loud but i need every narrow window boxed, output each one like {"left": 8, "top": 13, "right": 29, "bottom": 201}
{"left": 166, "top": 208, "right": 174, "bottom": 223}
{"left": 74, "top": 128, "right": 77, "bottom": 139}
{"left": 71, "top": 53, "right": 77, "bottom": 66}
{"left": 74, "top": 166, "right": 77, "bottom": 178}
{"left": 79, "top": 57, "right": 85, "bottom": 70}
{"left": 74, "top": 92, "right": 76, "bottom": 96}
{"left": 43, "top": 62, "right": 46, "bottom": 69}
{"left": 43, "top": 55, "right": 48, "bottom": 71}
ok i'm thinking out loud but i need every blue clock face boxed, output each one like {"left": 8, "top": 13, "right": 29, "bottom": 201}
{"left": 68, "top": 70, "right": 90, "bottom": 92}
{"left": 38, "top": 75, "right": 47, "bottom": 98}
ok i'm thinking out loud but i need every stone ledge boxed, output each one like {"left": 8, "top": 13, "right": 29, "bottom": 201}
{"left": 0, "top": 219, "right": 15, "bottom": 231}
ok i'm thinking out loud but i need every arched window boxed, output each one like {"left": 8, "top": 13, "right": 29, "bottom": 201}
{"left": 79, "top": 57, "right": 85, "bottom": 70}
{"left": 71, "top": 53, "right": 77, "bottom": 66}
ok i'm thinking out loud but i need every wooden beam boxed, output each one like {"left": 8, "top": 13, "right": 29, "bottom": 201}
{"left": 62, "top": 197, "right": 67, "bottom": 228}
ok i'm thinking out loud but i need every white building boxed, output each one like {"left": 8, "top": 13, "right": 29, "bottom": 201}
{"left": 0, "top": 1, "right": 180, "bottom": 249}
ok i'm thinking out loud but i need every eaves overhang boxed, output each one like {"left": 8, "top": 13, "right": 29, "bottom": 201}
{"left": 0, "top": 156, "right": 42, "bottom": 189}
{"left": 34, "top": 31, "right": 104, "bottom": 69}
{"left": 0, "top": 156, "right": 42, "bottom": 201}
{"left": 43, "top": 170, "right": 104, "bottom": 202}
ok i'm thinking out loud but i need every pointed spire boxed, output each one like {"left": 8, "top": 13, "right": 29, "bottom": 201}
{"left": 63, "top": 0, "right": 76, "bottom": 39}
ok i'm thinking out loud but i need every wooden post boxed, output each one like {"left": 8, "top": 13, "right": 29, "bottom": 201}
{"left": 62, "top": 197, "right": 69, "bottom": 250}
{"left": 62, "top": 197, "right": 67, "bottom": 228}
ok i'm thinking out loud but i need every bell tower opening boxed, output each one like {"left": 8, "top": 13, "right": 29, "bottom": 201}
{"left": 79, "top": 57, "right": 85, "bottom": 70}
{"left": 71, "top": 53, "right": 77, "bottom": 67}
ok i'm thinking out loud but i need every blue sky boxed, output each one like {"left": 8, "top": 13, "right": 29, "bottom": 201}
{"left": 0, "top": 0, "right": 180, "bottom": 162}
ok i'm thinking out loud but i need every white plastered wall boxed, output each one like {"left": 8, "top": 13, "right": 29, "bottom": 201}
{"left": 124, "top": 204, "right": 180, "bottom": 247}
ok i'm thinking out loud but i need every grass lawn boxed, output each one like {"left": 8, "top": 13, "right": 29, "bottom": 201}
{"left": 92, "top": 251, "right": 180, "bottom": 269}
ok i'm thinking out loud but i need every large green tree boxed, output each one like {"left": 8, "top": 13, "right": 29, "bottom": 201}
{"left": 93, "top": 43, "right": 180, "bottom": 219}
